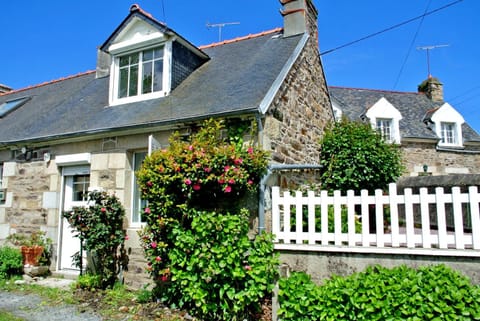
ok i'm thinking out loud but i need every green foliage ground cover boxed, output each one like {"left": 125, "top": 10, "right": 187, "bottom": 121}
{"left": 0, "top": 247, "right": 23, "bottom": 280}
{"left": 278, "top": 264, "right": 480, "bottom": 320}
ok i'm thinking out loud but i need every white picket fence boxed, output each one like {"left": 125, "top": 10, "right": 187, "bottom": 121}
{"left": 271, "top": 183, "right": 480, "bottom": 257}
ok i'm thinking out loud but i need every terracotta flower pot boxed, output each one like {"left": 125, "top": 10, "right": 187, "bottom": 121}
{"left": 21, "top": 245, "right": 44, "bottom": 266}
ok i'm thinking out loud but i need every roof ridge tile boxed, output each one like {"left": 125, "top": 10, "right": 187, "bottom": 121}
{"left": 199, "top": 27, "right": 283, "bottom": 49}
{"left": 329, "top": 85, "right": 419, "bottom": 95}
{"left": 0, "top": 70, "right": 96, "bottom": 97}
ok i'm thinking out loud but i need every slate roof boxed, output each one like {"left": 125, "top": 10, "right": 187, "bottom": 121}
{"left": 0, "top": 29, "right": 303, "bottom": 146}
{"left": 329, "top": 86, "right": 480, "bottom": 144}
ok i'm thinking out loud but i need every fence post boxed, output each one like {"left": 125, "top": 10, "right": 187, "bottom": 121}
{"left": 452, "top": 187, "right": 465, "bottom": 249}
{"left": 419, "top": 187, "right": 431, "bottom": 248}
{"left": 469, "top": 186, "right": 480, "bottom": 249}
{"left": 389, "top": 183, "right": 400, "bottom": 247}
{"left": 272, "top": 187, "right": 281, "bottom": 243}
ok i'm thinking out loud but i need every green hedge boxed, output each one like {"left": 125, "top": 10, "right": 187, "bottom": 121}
{"left": 0, "top": 246, "right": 23, "bottom": 279}
{"left": 278, "top": 264, "right": 480, "bottom": 320}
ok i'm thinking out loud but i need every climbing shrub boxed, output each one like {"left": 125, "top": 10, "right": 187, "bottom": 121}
{"left": 63, "top": 191, "right": 128, "bottom": 289}
{"left": 278, "top": 264, "right": 480, "bottom": 320}
{"left": 137, "top": 119, "right": 277, "bottom": 320}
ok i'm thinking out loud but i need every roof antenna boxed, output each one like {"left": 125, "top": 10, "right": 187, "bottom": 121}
{"left": 206, "top": 21, "right": 240, "bottom": 42}
{"left": 417, "top": 44, "right": 449, "bottom": 78}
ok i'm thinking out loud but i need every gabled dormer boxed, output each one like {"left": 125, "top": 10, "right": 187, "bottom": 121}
{"left": 98, "top": 5, "right": 209, "bottom": 106}
{"left": 428, "top": 102, "right": 465, "bottom": 148}
{"left": 365, "top": 97, "right": 402, "bottom": 144}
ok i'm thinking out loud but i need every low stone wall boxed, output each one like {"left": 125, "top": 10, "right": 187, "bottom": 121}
{"left": 278, "top": 250, "right": 480, "bottom": 285}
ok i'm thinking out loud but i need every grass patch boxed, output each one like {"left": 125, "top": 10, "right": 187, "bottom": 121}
{"left": 0, "top": 310, "right": 24, "bottom": 321}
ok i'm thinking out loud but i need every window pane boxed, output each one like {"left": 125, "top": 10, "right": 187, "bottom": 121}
{"left": 119, "top": 68, "right": 128, "bottom": 98}
{"left": 130, "top": 53, "right": 139, "bottom": 64}
{"left": 154, "top": 48, "right": 164, "bottom": 59}
{"left": 153, "top": 60, "right": 163, "bottom": 92}
{"left": 129, "top": 65, "right": 138, "bottom": 97}
{"left": 143, "top": 49, "right": 154, "bottom": 61}
{"left": 119, "top": 56, "right": 129, "bottom": 67}
{"left": 142, "top": 61, "right": 153, "bottom": 94}
{"left": 132, "top": 152, "right": 147, "bottom": 224}
{"left": 72, "top": 175, "right": 90, "bottom": 202}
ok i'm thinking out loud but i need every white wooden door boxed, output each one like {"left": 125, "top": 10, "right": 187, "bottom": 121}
{"left": 59, "top": 167, "right": 90, "bottom": 271}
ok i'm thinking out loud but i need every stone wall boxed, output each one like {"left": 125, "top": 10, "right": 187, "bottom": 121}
{"left": 402, "top": 141, "right": 480, "bottom": 176}
{"left": 263, "top": 34, "right": 333, "bottom": 164}
{"left": 279, "top": 251, "right": 480, "bottom": 285}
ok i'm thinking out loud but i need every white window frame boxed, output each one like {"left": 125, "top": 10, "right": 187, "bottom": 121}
{"left": 376, "top": 118, "right": 394, "bottom": 143}
{"left": 109, "top": 42, "right": 172, "bottom": 106}
{"left": 440, "top": 122, "right": 457, "bottom": 146}
{"left": 365, "top": 98, "right": 402, "bottom": 144}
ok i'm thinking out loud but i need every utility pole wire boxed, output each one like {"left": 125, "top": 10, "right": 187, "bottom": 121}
{"left": 320, "top": 0, "right": 463, "bottom": 56}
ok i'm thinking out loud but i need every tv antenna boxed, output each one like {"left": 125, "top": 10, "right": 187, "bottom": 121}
{"left": 206, "top": 21, "right": 240, "bottom": 42}
{"left": 417, "top": 44, "right": 449, "bottom": 77}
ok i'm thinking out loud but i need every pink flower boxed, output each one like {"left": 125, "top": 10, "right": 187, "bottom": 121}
{"left": 224, "top": 165, "right": 230, "bottom": 172}
{"left": 247, "top": 179, "right": 254, "bottom": 185}
{"left": 161, "top": 275, "right": 169, "bottom": 282}
{"left": 185, "top": 178, "right": 192, "bottom": 185}
{"left": 150, "top": 242, "right": 157, "bottom": 249}
{"left": 193, "top": 184, "right": 201, "bottom": 191}
{"left": 218, "top": 178, "right": 225, "bottom": 184}
{"left": 204, "top": 167, "right": 212, "bottom": 173}
{"left": 234, "top": 158, "right": 243, "bottom": 165}
{"left": 146, "top": 181, "right": 153, "bottom": 187}
{"left": 155, "top": 256, "right": 162, "bottom": 262}
{"left": 247, "top": 147, "right": 254, "bottom": 154}
{"left": 224, "top": 185, "right": 232, "bottom": 193}
{"left": 100, "top": 207, "right": 106, "bottom": 212}
{"left": 125, "top": 235, "right": 130, "bottom": 241}
{"left": 244, "top": 265, "right": 252, "bottom": 271}
{"left": 228, "top": 178, "right": 235, "bottom": 184}
{"left": 144, "top": 207, "right": 151, "bottom": 214}
{"left": 188, "top": 145, "right": 194, "bottom": 151}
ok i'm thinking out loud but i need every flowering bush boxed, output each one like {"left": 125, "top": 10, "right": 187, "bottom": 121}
{"left": 63, "top": 190, "right": 128, "bottom": 289}
{"left": 137, "top": 119, "right": 277, "bottom": 319}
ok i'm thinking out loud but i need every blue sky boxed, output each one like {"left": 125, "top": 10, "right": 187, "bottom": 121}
{"left": 1, "top": 0, "right": 479, "bottom": 131}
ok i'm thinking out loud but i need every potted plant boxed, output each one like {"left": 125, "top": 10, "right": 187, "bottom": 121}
{"left": 6, "top": 231, "right": 52, "bottom": 267}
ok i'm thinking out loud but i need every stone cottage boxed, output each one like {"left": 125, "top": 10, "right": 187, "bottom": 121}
{"left": 329, "top": 77, "right": 480, "bottom": 177}
{"left": 0, "top": 0, "right": 332, "bottom": 287}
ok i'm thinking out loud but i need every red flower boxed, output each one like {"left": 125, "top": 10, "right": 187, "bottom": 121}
{"left": 247, "top": 147, "right": 254, "bottom": 154}
{"left": 244, "top": 265, "right": 252, "bottom": 271}
{"left": 161, "top": 275, "right": 169, "bottom": 282}
{"left": 146, "top": 181, "right": 153, "bottom": 187}
{"left": 247, "top": 179, "right": 254, "bottom": 185}
{"left": 224, "top": 185, "right": 232, "bottom": 193}
{"left": 155, "top": 256, "right": 162, "bottom": 262}
{"left": 234, "top": 158, "right": 243, "bottom": 165}
{"left": 193, "top": 184, "right": 201, "bottom": 191}
{"left": 185, "top": 178, "right": 192, "bottom": 185}
{"left": 125, "top": 235, "right": 130, "bottom": 241}
{"left": 218, "top": 178, "right": 225, "bottom": 184}
{"left": 151, "top": 242, "right": 157, "bottom": 249}
{"left": 100, "top": 207, "right": 107, "bottom": 212}
{"left": 204, "top": 167, "right": 212, "bottom": 173}
{"left": 224, "top": 165, "right": 230, "bottom": 172}
{"left": 228, "top": 178, "right": 235, "bottom": 184}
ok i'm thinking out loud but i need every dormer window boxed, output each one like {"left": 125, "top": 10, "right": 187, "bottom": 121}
{"left": 376, "top": 118, "right": 393, "bottom": 142}
{"left": 365, "top": 97, "right": 402, "bottom": 144}
{"left": 118, "top": 46, "right": 164, "bottom": 99}
{"left": 430, "top": 103, "right": 464, "bottom": 148}
{"left": 440, "top": 122, "right": 458, "bottom": 145}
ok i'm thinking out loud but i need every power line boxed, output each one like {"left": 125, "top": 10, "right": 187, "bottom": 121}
{"left": 392, "top": 0, "right": 432, "bottom": 89}
{"left": 320, "top": 0, "right": 464, "bottom": 56}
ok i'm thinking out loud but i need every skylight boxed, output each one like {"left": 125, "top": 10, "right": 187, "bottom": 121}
{"left": 0, "top": 97, "right": 29, "bottom": 117}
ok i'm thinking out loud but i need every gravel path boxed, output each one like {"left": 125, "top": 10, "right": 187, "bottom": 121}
{"left": 0, "top": 291, "right": 101, "bottom": 321}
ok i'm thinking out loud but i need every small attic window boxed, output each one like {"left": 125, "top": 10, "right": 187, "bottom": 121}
{"left": 0, "top": 97, "right": 29, "bottom": 117}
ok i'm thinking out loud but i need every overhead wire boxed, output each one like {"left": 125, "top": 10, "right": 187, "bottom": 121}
{"left": 392, "top": 0, "right": 432, "bottom": 89}
{"left": 320, "top": 0, "right": 464, "bottom": 56}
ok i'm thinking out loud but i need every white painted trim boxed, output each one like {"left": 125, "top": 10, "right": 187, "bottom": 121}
{"left": 258, "top": 33, "right": 309, "bottom": 114}
{"left": 365, "top": 97, "right": 402, "bottom": 144}
{"left": 55, "top": 153, "right": 91, "bottom": 166}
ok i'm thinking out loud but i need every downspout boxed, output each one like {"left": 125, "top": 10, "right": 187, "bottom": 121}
{"left": 258, "top": 163, "right": 323, "bottom": 234}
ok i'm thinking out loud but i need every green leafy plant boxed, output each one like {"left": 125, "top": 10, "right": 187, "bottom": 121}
{"left": 137, "top": 119, "right": 276, "bottom": 320}
{"left": 0, "top": 246, "right": 23, "bottom": 279}
{"left": 63, "top": 191, "right": 128, "bottom": 289}
{"left": 278, "top": 264, "right": 480, "bottom": 320}
{"left": 319, "top": 118, "right": 404, "bottom": 193}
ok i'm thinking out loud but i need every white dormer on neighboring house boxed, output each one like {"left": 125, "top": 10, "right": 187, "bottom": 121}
{"left": 365, "top": 97, "right": 402, "bottom": 144}
{"left": 99, "top": 5, "right": 208, "bottom": 106}
{"left": 430, "top": 102, "right": 465, "bottom": 147}
{"left": 331, "top": 100, "right": 343, "bottom": 121}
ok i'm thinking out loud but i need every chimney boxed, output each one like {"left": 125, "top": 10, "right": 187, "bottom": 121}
{"left": 280, "top": 0, "right": 318, "bottom": 40}
{"left": 418, "top": 77, "right": 444, "bottom": 102}
{"left": 0, "top": 84, "right": 12, "bottom": 94}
